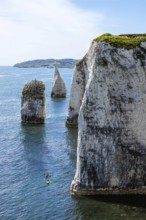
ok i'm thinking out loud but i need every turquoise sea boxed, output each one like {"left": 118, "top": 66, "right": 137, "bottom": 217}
{"left": 0, "top": 66, "right": 146, "bottom": 220}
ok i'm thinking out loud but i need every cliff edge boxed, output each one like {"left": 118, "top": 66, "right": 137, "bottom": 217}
{"left": 70, "top": 34, "right": 146, "bottom": 195}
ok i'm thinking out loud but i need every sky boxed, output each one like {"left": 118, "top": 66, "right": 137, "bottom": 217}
{"left": 0, "top": 0, "right": 146, "bottom": 65}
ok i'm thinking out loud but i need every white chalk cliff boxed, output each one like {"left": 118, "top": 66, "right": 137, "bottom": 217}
{"left": 70, "top": 34, "right": 146, "bottom": 195}
{"left": 51, "top": 66, "right": 66, "bottom": 98}
{"left": 66, "top": 41, "right": 98, "bottom": 127}
{"left": 66, "top": 60, "right": 87, "bottom": 127}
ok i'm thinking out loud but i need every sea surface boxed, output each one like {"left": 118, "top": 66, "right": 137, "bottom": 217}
{"left": 0, "top": 66, "right": 146, "bottom": 220}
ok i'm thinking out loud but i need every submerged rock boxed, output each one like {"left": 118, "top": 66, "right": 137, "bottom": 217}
{"left": 21, "top": 80, "right": 46, "bottom": 123}
{"left": 51, "top": 66, "right": 66, "bottom": 98}
{"left": 71, "top": 34, "right": 146, "bottom": 195}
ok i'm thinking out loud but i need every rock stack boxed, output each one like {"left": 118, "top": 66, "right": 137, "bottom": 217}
{"left": 51, "top": 65, "right": 66, "bottom": 98}
{"left": 66, "top": 60, "right": 89, "bottom": 127}
{"left": 21, "top": 80, "right": 46, "bottom": 124}
{"left": 70, "top": 34, "right": 146, "bottom": 195}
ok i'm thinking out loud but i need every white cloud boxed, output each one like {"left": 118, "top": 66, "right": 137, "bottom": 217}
{"left": 0, "top": 0, "right": 103, "bottom": 65}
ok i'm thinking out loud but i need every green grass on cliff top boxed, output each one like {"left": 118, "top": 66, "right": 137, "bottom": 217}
{"left": 94, "top": 33, "right": 146, "bottom": 49}
{"left": 22, "top": 80, "right": 45, "bottom": 99}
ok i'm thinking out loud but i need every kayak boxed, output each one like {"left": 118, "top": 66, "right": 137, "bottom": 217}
{"left": 46, "top": 180, "right": 51, "bottom": 184}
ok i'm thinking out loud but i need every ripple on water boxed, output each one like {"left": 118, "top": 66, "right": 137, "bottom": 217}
{"left": 1, "top": 67, "right": 146, "bottom": 220}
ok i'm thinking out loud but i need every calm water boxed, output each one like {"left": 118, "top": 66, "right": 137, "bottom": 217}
{"left": 0, "top": 66, "right": 146, "bottom": 220}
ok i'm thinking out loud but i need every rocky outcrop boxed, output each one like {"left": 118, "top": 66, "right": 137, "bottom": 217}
{"left": 51, "top": 66, "right": 66, "bottom": 98}
{"left": 66, "top": 59, "right": 88, "bottom": 127}
{"left": 66, "top": 42, "right": 97, "bottom": 127}
{"left": 71, "top": 34, "right": 146, "bottom": 195}
{"left": 21, "top": 80, "right": 46, "bottom": 123}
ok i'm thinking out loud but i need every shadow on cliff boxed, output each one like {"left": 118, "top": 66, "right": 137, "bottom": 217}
{"left": 76, "top": 194, "right": 146, "bottom": 209}
{"left": 71, "top": 194, "right": 146, "bottom": 220}
{"left": 65, "top": 127, "right": 78, "bottom": 149}
{"left": 51, "top": 97, "right": 66, "bottom": 102}
{"left": 65, "top": 127, "right": 78, "bottom": 167}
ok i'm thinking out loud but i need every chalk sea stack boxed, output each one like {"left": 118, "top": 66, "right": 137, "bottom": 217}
{"left": 51, "top": 66, "right": 66, "bottom": 98}
{"left": 70, "top": 34, "right": 146, "bottom": 195}
{"left": 66, "top": 55, "right": 90, "bottom": 127}
{"left": 21, "top": 80, "right": 46, "bottom": 124}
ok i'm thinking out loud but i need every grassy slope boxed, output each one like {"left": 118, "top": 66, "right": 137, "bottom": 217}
{"left": 94, "top": 33, "right": 146, "bottom": 49}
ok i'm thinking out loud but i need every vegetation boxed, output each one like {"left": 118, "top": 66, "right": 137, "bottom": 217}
{"left": 94, "top": 33, "right": 146, "bottom": 49}
{"left": 76, "top": 54, "right": 87, "bottom": 67}
{"left": 22, "top": 80, "right": 45, "bottom": 100}
{"left": 98, "top": 58, "right": 108, "bottom": 67}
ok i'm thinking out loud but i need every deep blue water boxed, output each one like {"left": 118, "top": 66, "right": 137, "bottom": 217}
{"left": 0, "top": 66, "right": 146, "bottom": 220}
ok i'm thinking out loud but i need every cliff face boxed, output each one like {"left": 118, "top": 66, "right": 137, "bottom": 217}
{"left": 21, "top": 80, "right": 46, "bottom": 123}
{"left": 51, "top": 66, "right": 66, "bottom": 98}
{"left": 66, "top": 58, "right": 89, "bottom": 127}
{"left": 66, "top": 46, "right": 96, "bottom": 127}
{"left": 71, "top": 34, "right": 146, "bottom": 195}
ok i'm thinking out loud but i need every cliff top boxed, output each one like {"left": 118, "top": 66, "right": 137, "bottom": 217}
{"left": 94, "top": 33, "right": 146, "bottom": 49}
{"left": 22, "top": 80, "right": 45, "bottom": 99}
{"left": 77, "top": 33, "right": 146, "bottom": 66}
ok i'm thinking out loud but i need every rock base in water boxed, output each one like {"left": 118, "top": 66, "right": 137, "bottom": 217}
{"left": 71, "top": 180, "right": 146, "bottom": 196}
{"left": 66, "top": 114, "right": 78, "bottom": 128}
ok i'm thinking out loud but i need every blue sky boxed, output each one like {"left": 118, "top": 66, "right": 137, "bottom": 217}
{"left": 0, "top": 0, "right": 146, "bottom": 65}
{"left": 72, "top": 0, "right": 146, "bottom": 34}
